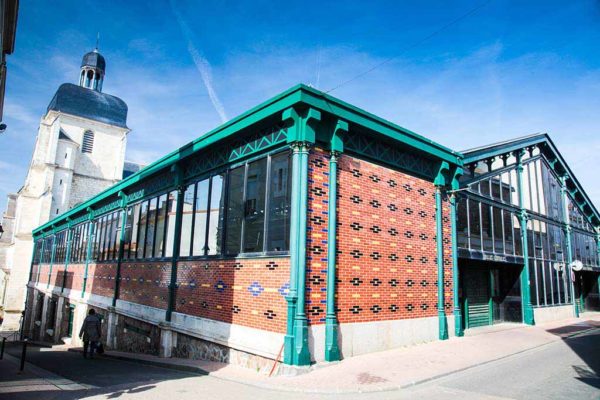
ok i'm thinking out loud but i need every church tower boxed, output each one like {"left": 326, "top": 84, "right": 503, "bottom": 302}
{"left": 0, "top": 48, "right": 129, "bottom": 330}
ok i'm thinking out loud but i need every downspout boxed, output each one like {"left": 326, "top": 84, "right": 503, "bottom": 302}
{"left": 515, "top": 150, "right": 535, "bottom": 325}
{"left": 435, "top": 161, "right": 450, "bottom": 340}
{"left": 166, "top": 164, "right": 185, "bottom": 322}
{"left": 61, "top": 221, "right": 73, "bottom": 293}
{"left": 112, "top": 191, "right": 128, "bottom": 307}
{"left": 81, "top": 207, "right": 95, "bottom": 298}
{"left": 449, "top": 167, "right": 464, "bottom": 337}
{"left": 324, "top": 119, "right": 347, "bottom": 362}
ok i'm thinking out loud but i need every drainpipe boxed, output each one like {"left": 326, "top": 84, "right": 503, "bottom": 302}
{"left": 47, "top": 231, "right": 57, "bottom": 289}
{"left": 515, "top": 150, "right": 535, "bottom": 325}
{"left": 81, "top": 208, "right": 95, "bottom": 298}
{"left": 112, "top": 192, "right": 128, "bottom": 307}
{"left": 166, "top": 164, "right": 185, "bottom": 322}
{"left": 434, "top": 161, "right": 450, "bottom": 340}
{"left": 61, "top": 221, "right": 73, "bottom": 293}
{"left": 324, "top": 119, "right": 347, "bottom": 362}
{"left": 449, "top": 167, "right": 464, "bottom": 337}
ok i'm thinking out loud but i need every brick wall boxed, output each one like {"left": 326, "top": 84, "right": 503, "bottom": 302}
{"left": 306, "top": 149, "right": 330, "bottom": 324}
{"left": 64, "top": 263, "right": 85, "bottom": 292}
{"left": 118, "top": 262, "right": 170, "bottom": 310}
{"left": 87, "top": 263, "right": 117, "bottom": 298}
{"left": 175, "top": 258, "right": 290, "bottom": 333}
{"left": 37, "top": 264, "right": 49, "bottom": 285}
{"left": 330, "top": 153, "right": 453, "bottom": 324}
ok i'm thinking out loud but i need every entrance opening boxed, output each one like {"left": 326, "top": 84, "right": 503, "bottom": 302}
{"left": 460, "top": 259, "right": 522, "bottom": 330}
{"left": 578, "top": 271, "right": 600, "bottom": 312}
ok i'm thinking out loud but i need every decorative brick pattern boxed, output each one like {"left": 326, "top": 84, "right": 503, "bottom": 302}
{"left": 87, "top": 263, "right": 117, "bottom": 298}
{"left": 335, "top": 154, "right": 452, "bottom": 324}
{"left": 175, "top": 258, "right": 290, "bottom": 333}
{"left": 305, "top": 149, "right": 330, "bottom": 324}
{"left": 119, "top": 262, "right": 170, "bottom": 310}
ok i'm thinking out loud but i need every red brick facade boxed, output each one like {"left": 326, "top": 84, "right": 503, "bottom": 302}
{"left": 333, "top": 153, "right": 452, "bottom": 324}
{"left": 118, "top": 262, "right": 170, "bottom": 310}
{"left": 87, "top": 263, "right": 117, "bottom": 298}
{"left": 175, "top": 258, "right": 290, "bottom": 333}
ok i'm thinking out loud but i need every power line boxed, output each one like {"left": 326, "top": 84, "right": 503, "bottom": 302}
{"left": 325, "top": 0, "right": 494, "bottom": 94}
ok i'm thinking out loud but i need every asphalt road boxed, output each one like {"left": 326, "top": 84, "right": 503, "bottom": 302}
{"left": 1, "top": 328, "right": 598, "bottom": 400}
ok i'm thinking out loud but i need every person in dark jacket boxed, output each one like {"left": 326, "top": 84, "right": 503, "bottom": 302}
{"left": 79, "top": 309, "right": 102, "bottom": 359}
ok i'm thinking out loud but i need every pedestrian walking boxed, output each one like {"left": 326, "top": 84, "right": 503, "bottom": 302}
{"left": 79, "top": 309, "right": 102, "bottom": 359}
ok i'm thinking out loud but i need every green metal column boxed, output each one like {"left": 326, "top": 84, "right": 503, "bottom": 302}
{"left": 113, "top": 192, "right": 128, "bottom": 307}
{"left": 324, "top": 119, "right": 346, "bottom": 362}
{"left": 515, "top": 151, "right": 535, "bottom": 325}
{"left": 560, "top": 176, "right": 578, "bottom": 317}
{"left": 284, "top": 142, "right": 301, "bottom": 365}
{"left": 47, "top": 233, "right": 57, "bottom": 289}
{"left": 166, "top": 165, "right": 186, "bottom": 322}
{"left": 293, "top": 142, "right": 311, "bottom": 365}
{"left": 449, "top": 186, "right": 464, "bottom": 336}
{"left": 81, "top": 209, "right": 95, "bottom": 298}
{"left": 435, "top": 186, "right": 449, "bottom": 340}
{"left": 61, "top": 223, "right": 73, "bottom": 293}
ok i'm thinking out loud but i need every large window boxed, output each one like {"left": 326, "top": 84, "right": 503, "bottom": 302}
{"left": 223, "top": 151, "right": 291, "bottom": 255}
{"left": 123, "top": 191, "right": 175, "bottom": 260}
{"left": 93, "top": 210, "right": 121, "bottom": 262}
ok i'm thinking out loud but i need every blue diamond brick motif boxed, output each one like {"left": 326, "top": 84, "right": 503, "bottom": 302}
{"left": 215, "top": 280, "right": 227, "bottom": 292}
{"left": 248, "top": 281, "right": 264, "bottom": 297}
{"left": 278, "top": 282, "right": 290, "bottom": 297}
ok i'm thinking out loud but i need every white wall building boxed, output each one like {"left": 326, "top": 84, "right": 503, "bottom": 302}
{"left": 0, "top": 48, "right": 130, "bottom": 330}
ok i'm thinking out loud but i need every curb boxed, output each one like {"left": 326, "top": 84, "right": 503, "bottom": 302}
{"left": 69, "top": 324, "right": 598, "bottom": 394}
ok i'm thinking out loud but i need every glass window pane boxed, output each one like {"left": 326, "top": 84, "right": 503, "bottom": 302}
{"left": 469, "top": 199, "right": 482, "bottom": 250}
{"left": 492, "top": 206, "right": 503, "bottom": 254}
{"left": 193, "top": 179, "right": 210, "bottom": 256}
{"left": 226, "top": 166, "right": 245, "bottom": 255}
{"left": 123, "top": 207, "right": 133, "bottom": 257}
{"left": 481, "top": 204, "right": 493, "bottom": 252}
{"left": 154, "top": 194, "right": 168, "bottom": 258}
{"left": 207, "top": 174, "right": 225, "bottom": 255}
{"left": 165, "top": 190, "right": 178, "bottom": 258}
{"left": 129, "top": 203, "right": 141, "bottom": 259}
{"left": 137, "top": 202, "right": 148, "bottom": 259}
{"left": 243, "top": 158, "right": 267, "bottom": 253}
{"left": 267, "top": 152, "right": 291, "bottom": 251}
{"left": 145, "top": 198, "right": 158, "bottom": 258}
{"left": 180, "top": 186, "right": 194, "bottom": 257}
{"left": 457, "top": 197, "right": 468, "bottom": 248}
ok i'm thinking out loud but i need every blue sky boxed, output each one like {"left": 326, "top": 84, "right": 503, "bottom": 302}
{"left": 2, "top": 0, "right": 600, "bottom": 213}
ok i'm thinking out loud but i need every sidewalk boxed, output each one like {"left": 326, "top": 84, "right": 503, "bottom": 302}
{"left": 72, "top": 313, "right": 600, "bottom": 394}
{"left": 0, "top": 351, "right": 90, "bottom": 399}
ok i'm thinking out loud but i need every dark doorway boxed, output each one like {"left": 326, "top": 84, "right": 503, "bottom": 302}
{"left": 579, "top": 271, "right": 600, "bottom": 312}
{"left": 460, "top": 259, "right": 523, "bottom": 330}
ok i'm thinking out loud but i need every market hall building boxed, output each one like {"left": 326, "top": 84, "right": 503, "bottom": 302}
{"left": 22, "top": 85, "right": 599, "bottom": 371}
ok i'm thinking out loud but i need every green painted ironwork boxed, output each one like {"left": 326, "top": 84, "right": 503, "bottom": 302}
{"left": 47, "top": 235, "right": 57, "bottom": 289}
{"left": 560, "top": 176, "right": 579, "bottom": 318}
{"left": 112, "top": 192, "right": 128, "bottom": 307}
{"left": 450, "top": 167, "right": 464, "bottom": 337}
{"left": 61, "top": 224, "right": 73, "bottom": 293}
{"left": 324, "top": 119, "right": 347, "bottom": 362}
{"left": 33, "top": 84, "right": 460, "bottom": 240}
{"left": 81, "top": 211, "right": 95, "bottom": 298}
{"left": 344, "top": 129, "right": 439, "bottom": 180}
{"left": 283, "top": 141, "right": 301, "bottom": 365}
{"left": 33, "top": 239, "right": 45, "bottom": 284}
{"left": 515, "top": 150, "right": 535, "bottom": 325}
{"left": 166, "top": 165, "right": 186, "bottom": 322}
{"left": 435, "top": 186, "right": 449, "bottom": 340}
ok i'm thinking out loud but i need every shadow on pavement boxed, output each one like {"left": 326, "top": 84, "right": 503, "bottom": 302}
{"left": 545, "top": 319, "right": 600, "bottom": 390}
{"left": 1, "top": 342, "right": 202, "bottom": 400}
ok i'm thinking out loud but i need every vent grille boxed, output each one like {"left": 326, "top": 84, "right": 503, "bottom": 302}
{"left": 82, "top": 130, "right": 94, "bottom": 153}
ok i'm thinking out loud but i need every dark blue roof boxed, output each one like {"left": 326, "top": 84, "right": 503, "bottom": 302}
{"left": 47, "top": 83, "right": 128, "bottom": 128}
{"left": 81, "top": 50, "right": 106, "bottom": 72}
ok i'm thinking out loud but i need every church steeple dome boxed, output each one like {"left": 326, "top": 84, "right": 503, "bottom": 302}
{"left": 79, "top": 48, "right": 105, "bottom": 92}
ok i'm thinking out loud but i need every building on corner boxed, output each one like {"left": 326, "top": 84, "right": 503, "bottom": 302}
{"left": 22, "top": 85, "right": 600, "bottom": 373}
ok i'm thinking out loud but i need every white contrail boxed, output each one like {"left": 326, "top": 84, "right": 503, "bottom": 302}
{"left": 170, "top": 0, "right": 228, "bottom": 123}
